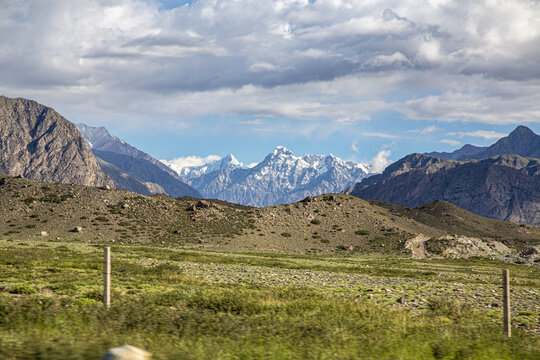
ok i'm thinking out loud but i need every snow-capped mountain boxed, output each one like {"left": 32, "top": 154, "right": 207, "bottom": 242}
{"left": 165, "top": 153, "right": 248, "bottom": 181}
{"left": 170, "top": 146, "right": 372, "bottom": 207}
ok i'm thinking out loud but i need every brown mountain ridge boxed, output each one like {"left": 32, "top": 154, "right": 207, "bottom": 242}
{"left": 1, "top": 173, "right": 537, "bottom": 261}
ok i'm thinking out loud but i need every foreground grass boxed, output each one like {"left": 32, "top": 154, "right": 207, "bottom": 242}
{"left": 0, "top": 239, "right": 539, "bottom": 359}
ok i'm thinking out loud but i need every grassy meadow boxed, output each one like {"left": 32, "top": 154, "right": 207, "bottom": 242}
{"left": 0, "top": 238, "right": 539, "bottom": 359}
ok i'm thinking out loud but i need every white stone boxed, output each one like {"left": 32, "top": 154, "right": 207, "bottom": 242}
{"left": 101, "top": 345, "right": 151, "bottom": 360}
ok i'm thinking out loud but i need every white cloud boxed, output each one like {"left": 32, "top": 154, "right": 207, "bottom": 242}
{"left": 162, "top": 155, "right": 221, "bottom": 170}
{"left": 235, "top": 119, "right": 265, "bottom": 125}
{"left": 363, "top": 132, "right": 401, "bottom": 139}
{"left": 447, "top": 130, "right": 506, "bottom": 140}
{"left": 408, "top": 125, "right": 438, "bottom": 134}
{"left": 440, "top": 139, "right": 461, "bottom": 146}
{"left": 351, "top": 140, "right": 359, "bottom": 152}
{"left": 363, "top": 51, "right": 411, "bottom": 69}
{"left": 370, "top": 149, "right": 393, "bottom": 173}
{"left": 0, "top": 0, "right": 540, "bottom": 134}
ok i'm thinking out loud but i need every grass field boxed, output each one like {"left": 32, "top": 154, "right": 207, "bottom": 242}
{"left": 0, "top": 238, "right": 539, "bottom": 359}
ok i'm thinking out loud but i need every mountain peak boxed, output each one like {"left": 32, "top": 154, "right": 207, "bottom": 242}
{"left": 459, "top": 125, "right": 539, "bottom": 160}
{"left": 272, "top": 146, "right": 294, "bottom": 156}
{"left": 509, "top": 125, "right": 536, "bottom": 137}
{"left": 220, "top": 153, "right": 243, "bottom": 167}
{"left": 0, "top": 97, "right": 113, "bottom": 187}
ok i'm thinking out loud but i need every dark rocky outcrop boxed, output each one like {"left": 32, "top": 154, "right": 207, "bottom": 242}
{"left": 0, "top": 96, "right": 112, "bottom": 187}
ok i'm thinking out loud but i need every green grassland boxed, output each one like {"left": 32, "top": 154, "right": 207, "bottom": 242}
{"left": 0, "top": 239, "right": 538, "bottom": 359}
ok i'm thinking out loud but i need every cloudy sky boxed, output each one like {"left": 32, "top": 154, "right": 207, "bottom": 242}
{"left": 1, "top": 0, "right": 539, "bottom": 169}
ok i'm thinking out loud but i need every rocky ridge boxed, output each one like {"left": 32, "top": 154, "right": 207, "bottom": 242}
{"left": 460, "top": 125, "right": 540, "bottom": 160}
{"left": 76, "top": 123, "right": 200, "bottom": 198}
{"left": 347, "top": 126, "right": 540, "bottom": 226}
{"left": 0, "top": 96, "right": 112, "bottom": 188}
{"left": 347, "top": 154, "right": 540, "bottom": 225}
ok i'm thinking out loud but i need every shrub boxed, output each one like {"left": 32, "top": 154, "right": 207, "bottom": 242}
{"left": 281, "top": 232, "right": 292, "bottom": 238}
{"left": 424, "top": 237, "right": 452, "bottom": 255}
{"left": 10, "top": 285, "right": 37, "bottom": 295}
{"left": 310, "top": 219, "right": 321, "bottom": 225}
{"left": 355, "top": 230, "right": 370, "bottom": 235}
{"left": 23, "top": 197, "right": 37, "bottom": 205}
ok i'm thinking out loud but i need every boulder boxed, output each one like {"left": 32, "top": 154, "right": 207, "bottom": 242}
{"left": 101, "top": 345, "right": 151, "bottom": 360}
{"left": 300, "top": 196, "right": 313, "bottom": 203}
{"left": 196, "top": 200, "right": 211, "bottom": 209}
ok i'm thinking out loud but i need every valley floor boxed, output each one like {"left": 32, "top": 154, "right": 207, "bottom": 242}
{"left": 0, "top": 238, "right": 539, "bottom": 359}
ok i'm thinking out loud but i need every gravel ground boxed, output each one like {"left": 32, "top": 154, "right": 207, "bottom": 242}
{"left": 134, "top": 253, "right": 540, "bottom": 335}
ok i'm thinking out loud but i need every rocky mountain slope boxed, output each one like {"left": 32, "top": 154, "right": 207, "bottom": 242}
{"left": 459, "top": 125, "right": 540, "bottom": 160}
{"left": 347, "top": 153, "right": 540, "bottom": 225}
{"left": 76, "top": 123, "right": 200, "bottom": 198}
{"left": 1, "top": 173, "right": 538, "bottom": 259}
{"left": 172, "top": 146, "right": 371, "bottom": 207}
{"left": 0, "top": 96, "right": 112, "bottom": 187}
{"left": 425, "top": 144, "right": 486, "bottom": 160}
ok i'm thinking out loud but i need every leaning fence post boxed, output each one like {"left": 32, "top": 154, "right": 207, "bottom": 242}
{"left": 104, "top": 247, "right": 111, "bottom": 310}
{"left": 502, "top": 269, "right": 510, "bottom": 337}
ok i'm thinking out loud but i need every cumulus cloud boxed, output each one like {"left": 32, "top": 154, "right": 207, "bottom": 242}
{"left": 162, "top": 155, "right": 221, "bottom": 170}
{"left": 370, "top": 149, "right": 393, "bottom": 173}
{"left": 0, "top": 0, "right": 539, "bottom": 133}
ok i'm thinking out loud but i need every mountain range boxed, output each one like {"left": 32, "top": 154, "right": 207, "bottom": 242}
{"left": 1, "top": 95, "right": 539, "bottom": 226}
{"left": 347, "top": 126, "right": 540, "bottom": 225}
{"left": 165, "top": 146, "right": 371, "bottom": 207}
{"left": 76, "top": 123, "right": 200, "bottom": 198}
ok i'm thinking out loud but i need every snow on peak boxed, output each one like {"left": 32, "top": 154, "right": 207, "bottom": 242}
{"left": 272, "top": 146, "right": 294, "bottom": 156}
{"left": 172, "top": 153, "right": 247, "bottom": 180}
{"left": 222, "top": 153, "right": 241, "bottom": 166}
{"left": 167, "top": 146, "right": 376, "bottom": 207}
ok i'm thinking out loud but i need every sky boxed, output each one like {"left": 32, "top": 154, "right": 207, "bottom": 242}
{"left": 1, "top": 0, "right": 539, "bottom": 170}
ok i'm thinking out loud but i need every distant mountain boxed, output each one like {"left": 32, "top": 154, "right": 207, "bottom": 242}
{"left": 347, "top": 153, "right": 540, "bottom": 225}
{"left": 76, "top": 123, "right": 200, "bottom": 198}
{"left": 425, "top": 144, "right": 486, "bottom": 160}
{"left": 459, "top": 126, "right": 540, "bottom": 160}
{"left": 0, "top": 96, "right": 112, "bottom": 187}
{"left": 174, "top": 146, "right": 371, "bottom": 207}
{"left": 96, "top": 157, "right": 165, "bottom": 196}
{"left": 167, "top": 153, "right": 248, "bottom": 181}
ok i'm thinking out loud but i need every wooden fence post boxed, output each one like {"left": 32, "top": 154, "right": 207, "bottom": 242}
{"left": 104, "top": 247, "right": 111, "bottom": 310}
{"left": 502, "top": 269, "right": 510, "bottom": 337}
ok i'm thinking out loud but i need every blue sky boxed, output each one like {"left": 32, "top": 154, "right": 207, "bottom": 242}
{"left": 1, "top": 0, "right": 539, "bottom": 169}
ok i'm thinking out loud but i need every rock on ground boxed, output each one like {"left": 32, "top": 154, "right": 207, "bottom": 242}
{"left": 101, "top": 345, "right": 151, "bottom": 360}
